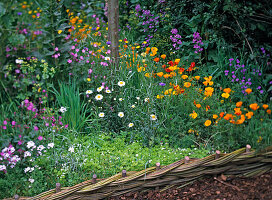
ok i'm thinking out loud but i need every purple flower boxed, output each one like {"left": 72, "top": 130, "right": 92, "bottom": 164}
{"left": 159, "top": 82, "right": 166, "bottom": 86}
{"left": 106, "top": 41, "right": 111, "bottom": 45}
{"left": 171, "top": 29, "right": 178, "bottom": 35}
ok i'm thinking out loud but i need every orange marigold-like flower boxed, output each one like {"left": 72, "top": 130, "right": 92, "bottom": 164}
{"left": 213, "top": 114, "right": 218, "bottom": 119}
{"left": 204, "top": 120, "right": 212, "bottom": 126}
{"left": 223, "top": 88, "right": 231, "bottom": 93}
{"left": 184, "top": 82, "right": 191, "bottom": 88}
{"left": 204, "top": 87, "right": 214, "bottom": 97}
{"left": 245, "top": 88, "right": 252, "bottom": 94}
{"left": 154, "top": 57, "right": 160, "bottom": 62}
{"left": 157, "top": 72, "right": 164, "bottom": 77}
{"left": 196, "top": 104, "right": 201, "bottom": 108}
{"left": 263, "top": 104, "right": 269, "bottom": 109}
{"left": 189, "top": 111, "right": 198, "bottom": 119}
{"left": 161, "top": 54, "right": 166, "bottom": 59}
{"left": 203, "top": 76, "right": 213, "bottom": 86}
{"left": 236, "top": 115, "right": 245, "bottom": 124}
{"left": 267, "top": 109, "right": 271, "bottom": 114}
{"left": 194, "top": 76, "right": 200, "bottom": 80}
{"left": 236, "top": 101, "right": 243, "bottom": 107}
{"left": 224, "top": 113, "right": 233, "bottom": 121}
{"left": 182, "top": 75, "right": 188, "bottom": 79}
{"left": 249, "top": 103, "right": 259, "bottom": 111}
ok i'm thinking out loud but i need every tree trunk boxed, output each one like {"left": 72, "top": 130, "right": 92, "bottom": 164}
{"left": 107, "top": 0, "right": 119, "bottom": 70}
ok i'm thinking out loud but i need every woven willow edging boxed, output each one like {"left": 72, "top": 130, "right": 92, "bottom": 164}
{"left": 10, "top": 145, "right": 272, "bottom": 200}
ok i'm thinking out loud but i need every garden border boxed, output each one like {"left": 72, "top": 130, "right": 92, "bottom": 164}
{"left": 6, "top": 145, "right": 272, "bottom": 200}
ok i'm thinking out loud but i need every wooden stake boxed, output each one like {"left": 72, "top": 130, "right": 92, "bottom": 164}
{"left": 184, "top": 156, "right": 190, "bottom": 164}
{"left": 156, "top": 162, "right": 160, "bottom": 170}
{"left": 122, "top": 170, "right": 126, "bottom": 177}
{"left": 246, "top": 144, "right": 251, "bottom": 152}
{"left": 56, "top": 183, "right": 61, "bottom": 193}
{"left": 92, "top": 174, "right": 97, "bottom": 184}
{"left": 215, "top": 150, "right": 221, "bottom": 159}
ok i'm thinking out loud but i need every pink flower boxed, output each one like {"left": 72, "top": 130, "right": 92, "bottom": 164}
{"left": 3, "top": 120, "right": 7, "bottom": 125}
{"left": 55, "top": 47, "right": 59, "bottom": 51}
{"left": 88, "top": 69, "right": 93, "bottom": 74}
{"left": 67, "top": 59, "right": 72, "bottom": 63}
{"left": 34, "top": 126, "right": 39, "bottom": 131}
{"left": 37, "top": 136, "right": 43, "bottom": 141}
{"left": 65, "top": 124, "right": 68, "bottom": 128}
{"left": 2, "top": 126, "right": 6, "bottom": 130}
{"left": 12, "top": 121, "right": 16, "bottom": 126}
{"left": 18, "top": 140, "right": 22, "bottom": 145}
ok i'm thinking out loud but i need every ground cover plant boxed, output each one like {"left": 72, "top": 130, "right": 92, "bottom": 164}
{"left": 0, "top": 0, "right": 271, "bottom": 199}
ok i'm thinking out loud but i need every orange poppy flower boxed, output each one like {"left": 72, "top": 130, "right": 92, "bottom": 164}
{"left": 249, "top": 103, "right": 259, "bottom": 111}
{"left": 234, "top": 108, "right": 242, "bottom": 116}
{"left": 245, "top": 88, "right": 252, "bottom": 94}
{"left": 223, "top": 88, "right": 231, "bottom": 93}
{"left": 196, "top": 104, "right": 201, "bottom": 108}
{"left": 220, "top": 112, "right": 225, "bottom": 118}
{"left": 157, "top": 72, "right": 164, "bottom": 77}
{"left": 263, "top": 104, "right": 269, "bottom": 110}
{"left": 194, "top": 76, "right": 200, "bottom": 80}
{"left": 204, "top": 120, "right": 212, "bottom": 126}
{"left": 267, "top": 109, "right": 271, "bottom": 114}
{"left": 245, "top": 112, "right": 254, "bottom": 119}
{"left": 184, "top": 82, "right": 191, "bottom": 88}
{"left": 236, "top": 101, "right": 243, "bottom": 107}
{"left": 161, "top": 54, "right": 166, "bottom": 59}
{"left": 154, "top": 57, "right": 160, "bottom": 62}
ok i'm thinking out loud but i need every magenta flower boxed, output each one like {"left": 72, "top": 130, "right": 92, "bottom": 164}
{"left": 3, "top": 120, "right": 7, "bottom": 125}
{"left": 37, "top": 136, "right": 43, "bottom": 141}
{"left": 34, "top": 126, "right": 39, "bottom": 131}
{"left": 67, "top": 59, "right": 72, "bottom": 63}
{"left": 12, "top": 121, "right": 16, "bottom": 126}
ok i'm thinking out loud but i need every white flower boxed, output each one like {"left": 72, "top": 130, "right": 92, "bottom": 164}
{"left": 95, "top": 94, "right": 103, "bottom": 100}
{"left": 68, "top": 146, "right": 74, "bottom": 153}
{"left": 37, "top": 145, "right": 45, "bottom": 151}
{"left": 128, "top": 123, "right": 134, "bottom": 128}
{"left": 29, "top": 178, "right": 35, "bottom": 183}
{"left": 150, "top": 114, "right": 157, "bottom": 121}
{"left": 27, "top": 141, "right": 35, "bottom": 149}
{"left": 118, "top": 112, "right": 124, "bottom": 118}
{"left": 47, "top": 143, "right": 54, "bottom": 149}
{"left": 97, "top": 86, "right": 104, "bottom": 92}
{"left": 119, "top": 98, "right": 123, "bottom": 101}
{"left": 105, "top": 56, "right": 110, "bottom": 61}
{"left": 136, "top": 154, "right": 138, "bottom": 157}
{"left": 24, "top": 167, "right": 31, "bottom": 173}
{"left": 118, "top": 81, "right": 125, "bottom": 87}
{"left": 24, "top": 151, "right": 31, "bottom": 158}
{"left": 15, "top": 59, "right": 23, "bottom": 64}
{"left": 99, "top": 112, "right": 105, "bottom": 118}
{"left": 0, "top": 165, "right": 6, "bottom": 171}
{"left": 136, "top": 97, "right": 140, "bottom": 100}
{"left": 131, "top": 105, "right": 135, "bottom": 108}
{"left": 144, "top": 98, "right": 149, "bottom": 102}
{"left": 105, "top": 89, "right": 111, "bottom": 93}
{"left": 59, "top": 107, "right": 67, "bottom": 113}
{"left": 86, "top": 90, "right": 93, "bottom": 95}
{"left": 9, "top": 147, "right": 15, "bottom": 153}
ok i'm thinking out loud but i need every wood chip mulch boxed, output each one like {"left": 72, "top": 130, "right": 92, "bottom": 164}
{"left": 108, "top": 173, "right": 272, "bottom": 200}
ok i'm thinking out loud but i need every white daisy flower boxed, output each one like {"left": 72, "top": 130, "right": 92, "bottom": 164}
{"left": 95, "top": 94, "right": 103, "bottom": 100}
{"left": 29, "top": 178, "right": 35, "bottom": 183}
{"left": 131, "top": 105, "right": 135, "bottom": 108}
{"left": 105, "top": 56, "right": 110, "bottom": 61}
{"left": 97, "top": 86, "right": 104, "bottom": 92}
{"left": 99, "top": 112, "right": 105, "bottom": 118}
{"left": 86, "top": 90, "right": 93, "bottom": 94}
{"left": 118, "top": 81, "right": 125, "bottom": 87}
{"left": 150, "top": 114, "right": 157, "bottom": 121}
{"left": 68, "top": 146, "right": 74, "bottom": 153}
{"left": 128, "top": 123, "right": 134, "bottom": 128}
{"left": 119, "top": 98, "right": 123, "bottom": 101}
{"left": 118, "top": 112, "right": 124, "bottom": 118}
{"left": 105, "top": 89, "right": 111, "bottom": 93}
{"left": 136, "top": 97, "right": 140, "bottom": 100}
{"left": 144, "top": 98, "right": 149, "bottom": 102}
{"left": 59, "top": 107, "right": 67, "bottom": 113}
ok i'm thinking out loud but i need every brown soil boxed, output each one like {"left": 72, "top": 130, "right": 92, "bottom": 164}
{"left": 108, "top": 173, "right": 272, "bottom": 200}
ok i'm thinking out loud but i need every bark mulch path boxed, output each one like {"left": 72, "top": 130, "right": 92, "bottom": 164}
{"left": 108, "top": 173, "right": 272, "bottom": 200}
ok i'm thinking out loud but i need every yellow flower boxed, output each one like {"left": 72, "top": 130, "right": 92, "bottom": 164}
{"left": 204, "top": 87, "right": 214, "bottom": 97}
{"left": 203, "top": 76, "right": 213, "bottom": 86}
{"left": 145, "top": 73, "right": 151, "bottom": 78}
{"left": 57, "top": 30, "right": 62, "bottom": 34}
{"left": 87, "top": 78, "right": 91, "bottom": 82}
{"left": 184, "top": 82, "right": 191, "bottom": 88}
{"left": 221, "top": 93, "right": 230, "bottom": 98}
{"left": 156, "top": 95, "right": 164, "bottom": 99}
{"left": 182, "top": 75, "right": 188, "bottom": 80}
{"left": 213, "top": 114, "right": 218, "bottom": 119}
{"left": 161, "top": 54, "right": 166, "bottom": 59}
{"left": 194, "top": 76, "right": 200, "bottom": 80}
{"left": 204, "top": 120, "right": 211, "bottom": 127}
{"left": 189, "top": 112, "right": 198, "bottom": 119}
